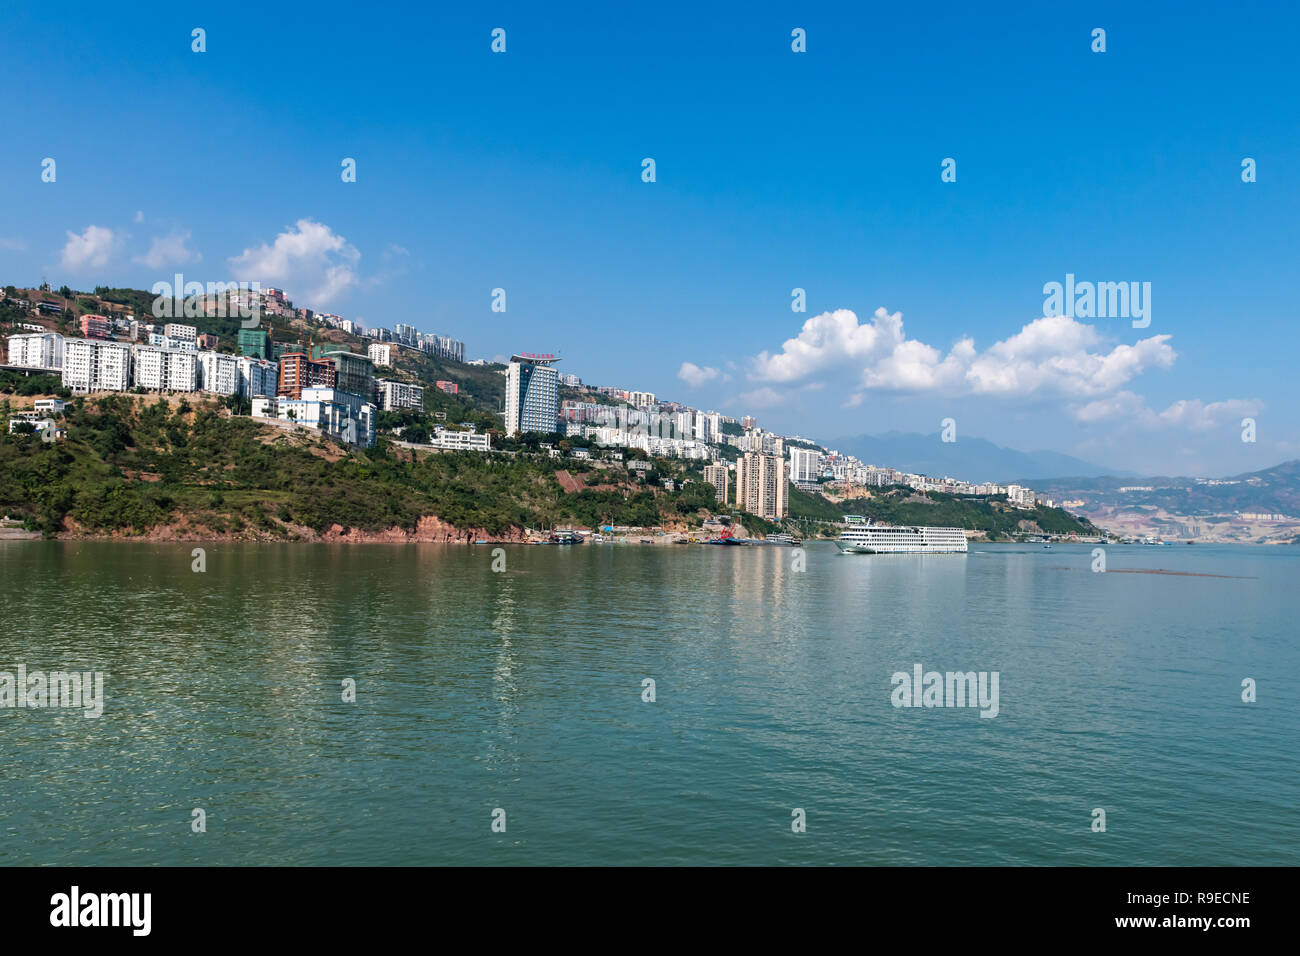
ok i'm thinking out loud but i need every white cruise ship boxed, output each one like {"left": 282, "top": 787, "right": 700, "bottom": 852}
{"left": 836, "top": 515, "right": 968, "bottom": 554}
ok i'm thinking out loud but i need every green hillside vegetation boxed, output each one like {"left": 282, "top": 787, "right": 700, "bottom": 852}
{"left": 387, "top": 348, "right": 505, "bottom": 418}
{"left": 788, "top": 484, "right": 1097, "bottom": 539}
{"left": 1, "top": 370, "right": 70, "bottom": 398}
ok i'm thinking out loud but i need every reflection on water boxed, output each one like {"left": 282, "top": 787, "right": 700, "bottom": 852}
{"left": 0, "top": 540, "right": 1296, "bottom": 865}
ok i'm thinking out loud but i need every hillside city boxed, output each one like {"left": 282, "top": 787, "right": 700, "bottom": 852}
{"left": 1, "top": 281, "right": 1101, "bottom": 542}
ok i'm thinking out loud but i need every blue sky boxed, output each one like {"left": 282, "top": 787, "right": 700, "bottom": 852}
{"left": 2, "top": 1, "right": 1296, "bottom": 476}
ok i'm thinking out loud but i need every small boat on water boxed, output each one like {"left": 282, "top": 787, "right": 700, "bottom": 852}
{"left": 548, "top": 530, "right": 583, "bottom": 545}
{"left": 706, "top": 525, "right": 750, "bottom": 545}
{"left": 763, "top": 533, "right": 802, "bottom": 546}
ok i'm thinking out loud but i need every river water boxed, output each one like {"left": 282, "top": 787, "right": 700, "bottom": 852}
{"left": 1, "top": 540, "right": 1295, "bottom": 865}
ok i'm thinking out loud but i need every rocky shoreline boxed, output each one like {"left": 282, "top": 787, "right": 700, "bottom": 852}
{"left": 45, "top": 513, "right": 529, "bottom": 544}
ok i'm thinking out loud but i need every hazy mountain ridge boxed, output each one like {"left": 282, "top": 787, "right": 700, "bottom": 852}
{"left": 825, "top": 431, "right": 1126, "bottom": 483}
{"left": 1028, "top": 460, "right": 1300, "bottom": 516}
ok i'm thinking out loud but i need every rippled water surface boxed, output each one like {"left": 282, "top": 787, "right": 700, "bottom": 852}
{"left": 1, "top": 540, "right": 1295, "bottom": 865}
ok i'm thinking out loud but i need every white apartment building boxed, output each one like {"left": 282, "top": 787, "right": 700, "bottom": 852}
{"left": 672, "top": 411, "right": 694, "bottom": 440}
{"left": 6, "top": 332, "right": 65, "bottom": 371}
{"left": 163, "top": 323, "right": 198, "bottom": 344}
{"left": 148, "top": 332, "right": 198, "bottom": 352}
{"left": 367, "top": 342, "right": 394, "bottom": 367}
{"left": 132, "top": 345, "right": 197, "bottom": 392}
{"left": 692, "top": 410, "right": 717, "bottom": 444}
{"left": 428, "top": 428, "right": 492, "bottom": 451}
{"left": 198, "top": 350, "right": 240, "bottom": 396}
{"left": 1005, "top": 484, "right": 1037, "bottom": 509}
{"left": 376, "top": 379, "right": 425, "bottom": 411}
{"left": 789, "top": 447, "right": 820, "bottom": 483}
{"left": 237, "top": 357, "right": 279, "bottom": 398}
{"left": 260, "top": 387, "right": 376, "bottom": 447}
{"left": 62, "top": 339, "right": 132, "bottom": 392}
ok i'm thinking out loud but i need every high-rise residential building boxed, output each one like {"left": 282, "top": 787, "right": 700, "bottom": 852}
{"left": 376, "top": 379, "right": 425, "bottom": 411}
{"left": 435, "top": 380, "right": 459, "bottom": 395}
{"left": 198, "top": 350, "right": 240, "bottom": 396}
{"left": 505, "top": 353, "right": 559, "bottom": 436}
{"left": 236, "top": 357, "right": 279, "bottom": 398}
{"left": 703, "top": 463, "right": 730, "bottom": 504}
{"left": 367, "top": 342, "right": 393, "bottom": 367}
{"left": 672, "top": 411, "right": 694, "bottom": 440}
{"left": 740, "top": 416, "right": 757, "bottom": 429}
{"left": 316, "top": 350, "right": 374, "bottom": 400}
{"left": 628, "top": 390, "right": 656, "bottom": 407}
{"left": 693, "top": 410, "right": 718, "bottom": 444}
{"left": 62, "top": 340, "right": 132, "bottom": 392}
{"left": 789, "top": 447, "right": 820, "bottom": 483}
{"left": 278, "top": 351, "right": 337, "bottom": 399}
{"left": 432, "top": 335, "right": 465, "bottom": 363}
{"left": 7, "top": 332, "right": 64, "bottom": 371}
{"left": 132, "top": 345, "right": 197, "bottom": 392}
{"left": 734, "top": 452, "right": 789, "bottom": 522}
{"left": 197, "top": 333, "right": 219, "bottom": 350}
{"left": 238, "top": 328, "right": 269, "bottom": 359}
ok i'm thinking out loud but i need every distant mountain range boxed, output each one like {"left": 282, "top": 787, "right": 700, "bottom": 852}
{"left": 824, "top": 431, "right": 1128, "bottom": 483}
{"left": 1030, "top": 459, "right": 1300, "bottom": 515}
{"left": 1021, "top": 460, "right": 1300, "bottom": 543}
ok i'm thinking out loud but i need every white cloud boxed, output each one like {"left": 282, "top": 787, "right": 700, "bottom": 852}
{"left": 59, "top": 225, "right": 118, "bottom": 272}
{"left": 753, "top": 307, "right": 906, "bottom": 383}
{"left": 677, "top": 361, "right": 720, "bottom": 388}
{"left": 134, "top": 210, "right": 145, "bottom": 223}
{"left": 753, "top": 307, "right": 1177, "bottom": 401}
{"left": 228, "top": 219, "right": 360, "bottom": 306}
{"left": 134, "top": 231, "right": 201, "bottom": 269}
{"left": 0, "top": 238, "right": 27, "bottom": 252}
{"left": 1073, "top": 391, "right": 1263, "bottom": 431}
